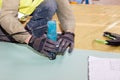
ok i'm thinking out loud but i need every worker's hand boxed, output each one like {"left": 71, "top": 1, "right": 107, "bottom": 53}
{"left": 57, "top": 32, "right": 75, "bottom": 54}
{"left": 103, "top": 32, "right": 120, "bottom": 46}
{"left": 28, "top": 34, "right": 57, "bottom": 60}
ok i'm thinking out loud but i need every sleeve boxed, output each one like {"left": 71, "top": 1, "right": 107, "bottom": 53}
{"left": 0, "top": 0, "right": 30, "bottom": 43}
{"left": 56, "top": 0, "right": 75, "bottom": 32}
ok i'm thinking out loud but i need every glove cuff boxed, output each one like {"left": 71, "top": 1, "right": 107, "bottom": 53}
{"left": 28, "top": 35, "right": 46, "bottom": 51}
{"left": 64, "top": 32, "right": 75, "bottom": 37}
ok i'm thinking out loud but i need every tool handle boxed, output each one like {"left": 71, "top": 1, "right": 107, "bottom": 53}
{"left": 47, "top": 20, "right": 57, "bottom": 41}
{"left": 47, "top": 20, "right": 57, "bottom": 60}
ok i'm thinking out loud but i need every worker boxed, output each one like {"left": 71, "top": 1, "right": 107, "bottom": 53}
{"left": 0, "top": 0, "right": 75, "bottom": 59}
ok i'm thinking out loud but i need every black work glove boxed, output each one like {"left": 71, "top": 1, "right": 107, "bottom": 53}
{"left": 103, "top": 32, "right": 120, "bottom": 46}
{"left": 28, "top": 34, "right": 57, "bottom": 60}
{"left": 57, "top": 32, "right": 75, "bottom": 54}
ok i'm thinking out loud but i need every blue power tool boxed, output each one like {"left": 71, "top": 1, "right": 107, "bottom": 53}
{"left": 47, "top": 20, "right": 57, "bottom": 60}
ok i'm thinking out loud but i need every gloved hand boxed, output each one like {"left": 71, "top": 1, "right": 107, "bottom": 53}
{"left": 103, "top": 32, "right": 120, "bottom": 46}
{"left": 28, "top": 34, "right": 57, "bottom": 60}
{"left": 57, "top": 32, "right": 75, "bottom": 54}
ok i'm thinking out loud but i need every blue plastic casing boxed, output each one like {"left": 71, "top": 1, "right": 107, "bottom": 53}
{"left": 47, "top": 20, "right": 57, "bottom": 41}
{"left": 47, "top": 20, "right": 57, "bottom": 60}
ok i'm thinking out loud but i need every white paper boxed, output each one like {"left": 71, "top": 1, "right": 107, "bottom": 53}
{"left": 88, "top": 56, "right": 120, "bottom": 80}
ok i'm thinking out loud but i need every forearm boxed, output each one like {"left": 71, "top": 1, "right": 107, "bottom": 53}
{"left": 56, "top": 0, "right": 75, "bottom": 33}
{"left": 0, "top": 13, "right": 30, "bottom": 43}
{"left": 0, "top": 0, "right": 30, "bottom": 43}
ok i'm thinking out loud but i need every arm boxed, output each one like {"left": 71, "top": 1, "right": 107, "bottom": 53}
{"left": 56, "top": 0, "right": 75, "bottom": 33}
{"left": 0, "top": 0, "right": 30, "bottom": 43}
{"left": 56, "top": 0, "right": 75, "bottom": 54}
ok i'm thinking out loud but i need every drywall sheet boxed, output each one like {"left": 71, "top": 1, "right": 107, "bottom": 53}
{"left": 89, "top": 56, "right": 120, "bottom": 80}
{"left": 1, "top": 42, "right": 120, "bottom": 80}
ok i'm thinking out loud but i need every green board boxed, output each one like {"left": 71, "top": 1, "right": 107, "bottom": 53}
{"left": 0, "top": 42, "right": 120, "bottom": 80}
